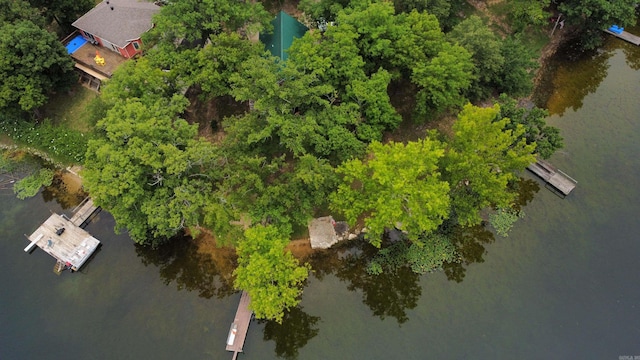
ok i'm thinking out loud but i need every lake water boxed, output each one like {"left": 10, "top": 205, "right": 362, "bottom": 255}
{"left": 2, "top": 35, "right": 640, "bottom": 359}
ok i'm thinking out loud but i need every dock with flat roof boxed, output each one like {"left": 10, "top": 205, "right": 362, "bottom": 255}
{"left": 24, "top": 198, "right": 101, "bottom": 273}
{"left": 527, "top": 159, "right": 577, "bottom": 196}
{"left": 226, "top": 291, "right": 253, "bottom": 360}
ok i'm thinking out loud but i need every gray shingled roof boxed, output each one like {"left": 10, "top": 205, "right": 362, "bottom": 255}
{"left": 72, "top": 0, "right": 159, "bottom": 48}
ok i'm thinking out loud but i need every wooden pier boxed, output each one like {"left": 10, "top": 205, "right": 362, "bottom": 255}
{"left": 24, "top": 198, "right": 101, "bottom": 273}
{"left": 69, "top": 197, "right": 100, "bottom": 227}
{"left": 226, "top": 291, "right": 253, "bottom": 360}
{"left": 604, "top": 29, "right": 640, "bottom": 46}
{"left": 527, "top": 159, "right": 577, "bottom": 196}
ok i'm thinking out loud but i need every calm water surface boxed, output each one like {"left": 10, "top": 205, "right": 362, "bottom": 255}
{"left": 1, "top": 36, "right": 639, "bottom": 359}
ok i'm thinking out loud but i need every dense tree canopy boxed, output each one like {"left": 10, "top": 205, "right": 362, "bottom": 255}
{"left": 0, "top": 20, "right": 75, "bottom": 112}
{"left": 392, "top": 0, "right": 464, "bottom": 29}
{"left": 28, "top": 0, "right": 94, "bottom": 32}
{"left": 506, "top": 0, "right": 551, "bottom": 32}
{"left": 497, "top": 36, "right": 538, "bottom": 97}
{"left": 83, "top": 59, "right": 223, "bottom": 245}
{"left": 449, "top": 16, "right": 504, "bottom": 100}
{"left": 331, "top": 139, "right": 451, "bottom": 247}
{"left": 75, "top": 0, "right": 564, "bottom": 318}
{"left": 234, "top": 225, "right": 310, "bottom": 322}
{"left": 1, "top": 0, "right": 45, "bottom": 26}
{"left": 448, "top": 16, "right": 537, "bottom": 100}
{"left": 497, "top": 94, "right": 563, "bottom": 159}
{"left": 83, "top": 96, "right": 221, "bottom": 245}
{"left": 444, "top": 104, "right": 536, "bottom": 226}
{"left": 144, "top": 0, "right": 271, "bottom": 48}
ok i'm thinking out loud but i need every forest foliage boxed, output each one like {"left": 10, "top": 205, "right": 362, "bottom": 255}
{"left": 77, "top": 0, "right": 571, "bottom": 322}
{"left": 9, "top": 0, "right": 636, "bottom": 322}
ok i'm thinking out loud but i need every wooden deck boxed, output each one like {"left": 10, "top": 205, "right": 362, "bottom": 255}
{"left": 70, "top": 42, "right": 127, "bottom": 78}
{"left": 527, "top": 159, "right": 577, "bottom": 196}
{"left": 69, "top": 198, "right": 100, "bottom": 227}
{"left": 25, "top": 197, "right": 102, "bottom": 272}
{"left": 25, "top": 213, "right": 100, "bottom": 271}
{"left": 604, "top": 29, "right": 640, "bottom": 46}
{"left": 226, "top": 291, "right": 253, "bottom": 359}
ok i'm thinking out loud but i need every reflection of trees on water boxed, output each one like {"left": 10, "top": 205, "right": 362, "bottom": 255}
{"left": 261, "top": 306, "right": 321, "bottom": 360}
{"left": 303, "top": 175, "right": 538, "bottom": 320}
{"left": 622, "top": 44, "right": 640, "bottom": 70}
{"left": 513, "top": 178, "right": 540, "bottom": 211}
{"left": 135, "top": 233, "right": 236, "bottom": 299}
{"left": 615, "top": 25, "right": 640, "bottom": 70}
{"left": 443, "top": 177, "right": 539, "bottom": 282}
{"left": 541, "top": 41, "right": 613, "bottom": 116}
{"left": 307, "top": 239, "right": 421, "bottom": 325}
{"left": 41, "top": 174, "right": 86, "bottom": 209}
{"left": 442, "top": 224, "right": 495, "bottom": 283}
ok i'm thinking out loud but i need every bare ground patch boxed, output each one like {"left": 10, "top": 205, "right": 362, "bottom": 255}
{"left": 183, "top": 87, "right": 248, "bottom": 143}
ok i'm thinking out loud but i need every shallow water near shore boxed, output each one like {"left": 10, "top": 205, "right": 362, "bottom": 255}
{"left": 1, "top": 34, "right": 640, "bottom": 359}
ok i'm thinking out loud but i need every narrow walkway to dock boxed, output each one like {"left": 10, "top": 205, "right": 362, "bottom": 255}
{"left": 604, "top": 29, "right": 640, "bottom": 45}
{"left": 25, "top": 197, "right": 102, "bottom": 273}
{"left": 527, "top": 159, "right": 577, "bottom": 196}
{"left": 226, "top": 291, "right": 253, "bottom": 360}
{"left": 69, "top": 197, "right": 100, "bottom": 227}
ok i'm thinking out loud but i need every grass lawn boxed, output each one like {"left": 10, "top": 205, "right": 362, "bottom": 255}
{"left": 42, "top": 83, "right": 98, "bottom": 133}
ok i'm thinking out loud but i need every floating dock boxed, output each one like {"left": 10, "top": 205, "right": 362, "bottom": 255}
{"left": 604, "top": 29, "right": 640, "bottom": 46}
{"left": 25, "top": 198, "right": 101, "bottom": 273}
{"left": 226, "top": 291, "right": 253, "bottom": 360}
{"left": 527, "top": 159, "right": 577, "bottom": 196}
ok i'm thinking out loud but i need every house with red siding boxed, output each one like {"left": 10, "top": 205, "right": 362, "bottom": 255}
{"left": 72, "top": 0, "right": 160, "bottom": 59}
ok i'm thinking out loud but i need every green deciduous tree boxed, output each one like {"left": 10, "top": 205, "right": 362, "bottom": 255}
{"left": 448, "top": 16, "right": 504, "bottom": 100}
{"left": 299, "top": 0, "right": 351, "bottom": 23}
{"left": 101, "top": 58, "right": 180, "bottom": 105}
{"left": 331, "top": 139, "right": 450, "bottom": 247}
{"left": 144, "top": 0, "right": 270, "bottom": 48}
{"left": 291, "top": 2, "right": 474, "bottom": 122}
{"left": 497, "top": 94, "right": 563, "bottom": 159}
{"left": 394, "top": 0, "right": 466, "bottom": 30}
{"left": 13, "top": 168, "right": 54, "bottom": 199}
{"left": 0, "top": 20, "right": 75, "bottom": 112}
{"left": 83, "top": 97, "right": 221, "bottom": 245}
{"left": 1, "top": 0, "right": 45, "bottom": 26}
{"left": 249, "top": 154, "right": 338, "bottom": 228}
{"left": 444, "top": 104, "right": 536, "bottom": 226}
{"left": 448, "top": 16, "right": 538, "bottom": 101}
{"left": 194, "top": 32, "right": 263, "bottom": 98}
{"left": 411, "top": 41, "right": 474, "bottom": 117}
{"left": 497, "top": 36, "right": 538, "bottom": 97}
{"left": 507, "top": 0, "right": 551, "bottom": 32}
{"left": 29, "top": 0, "right": 94, "bottom": 32}
{"left": 234, "top": 225, "right": 310, "bottom": 323}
